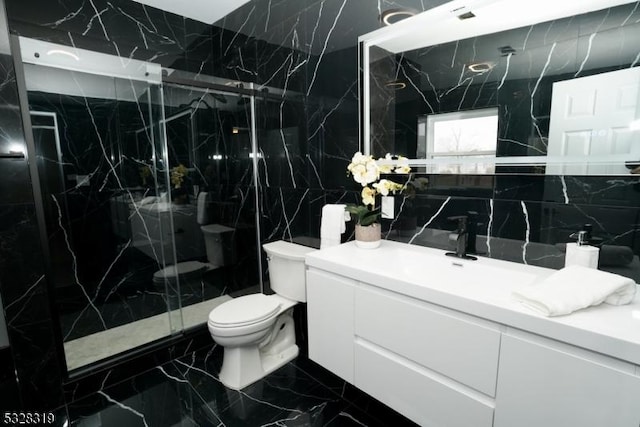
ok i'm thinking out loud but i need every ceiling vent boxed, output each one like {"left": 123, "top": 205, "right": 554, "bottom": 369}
{"left": 451, "top": 5, "right": 476, "bottom": 20}
{"left": 457, "top": 11, "right": 476, "bottom": 20}
{"left": 499, "top": 46, "right": 517, "bottom": 56}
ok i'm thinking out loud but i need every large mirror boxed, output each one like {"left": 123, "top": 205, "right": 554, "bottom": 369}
{"left": 360, "top": 0, "right": 640, "bottom": 174}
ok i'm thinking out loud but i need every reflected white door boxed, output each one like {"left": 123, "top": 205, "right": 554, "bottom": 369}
{"left": 547, "top": 67, "right": 640, "bottom": 175}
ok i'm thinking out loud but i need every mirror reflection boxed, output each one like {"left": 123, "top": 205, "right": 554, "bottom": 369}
{"left": 363, "top": 0, "right": 640, "bottom": 174}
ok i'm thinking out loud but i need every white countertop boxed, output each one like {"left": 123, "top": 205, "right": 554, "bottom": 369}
{"left": 305, "top": 240, "right": 640, "bottom": 366}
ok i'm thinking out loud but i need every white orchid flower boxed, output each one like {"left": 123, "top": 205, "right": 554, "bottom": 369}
{"left": 377, "top": 153, "right": 394, "bottom": 174}
{"left": 361, "top": 186, "right": 376, "bottom": 206}
{"left": 347, "top": 152, "right": 412, "bottom": 219}
{"left": 393, "top": 155, "right": 411, "bottom": 174}
{"left": 352, "top": 162, "right": 378, "bottom": 186}
{"left": 373, "top": 179, "right": 404, "bottom": 196}
{"left": 394, "top": 164, "right": 411, "bottom": 174}
{"left": 372, "top": 179, "right": 390, "bottom": 196}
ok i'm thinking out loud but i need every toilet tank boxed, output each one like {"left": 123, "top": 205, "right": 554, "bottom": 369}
{"left": 263, "top": 240, "right": 317, "bottom": 302}
{"left": 201, "top": 224, "right": 235, "bottom": 267}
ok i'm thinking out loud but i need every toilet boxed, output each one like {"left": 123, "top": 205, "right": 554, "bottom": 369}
{"left": 207, "top": 240, "right": 316, "bottom": 390}
{"left": 152, "top": 196, "right": 234, "bottom": 287}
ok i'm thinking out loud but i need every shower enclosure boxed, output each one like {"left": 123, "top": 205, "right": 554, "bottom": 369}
{"left": 17, "top": 37, "right": 261, "bottom": 372}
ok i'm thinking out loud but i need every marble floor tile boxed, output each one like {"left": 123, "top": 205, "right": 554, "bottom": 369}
{"left": 64, "top": 344, "right": 417, "bottom": 427}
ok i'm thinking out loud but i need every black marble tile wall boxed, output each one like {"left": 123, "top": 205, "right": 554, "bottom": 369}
{"left": 7, "top": 0, "right": 183, "bottom": 67}
{"left": 224, "top": 0, "right": 455, "bottom": 262}
{"left": 0, "top": 347, "right": 20, "bottom": 411}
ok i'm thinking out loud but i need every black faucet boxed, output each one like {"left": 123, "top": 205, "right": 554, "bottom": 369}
{"left": 445, "top": 215, "right": 478, "bottom": 260}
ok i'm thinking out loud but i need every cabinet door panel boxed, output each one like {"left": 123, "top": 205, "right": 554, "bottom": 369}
{"left": 306, "top": 269, "right": 355, "bottom": 383}
{"left": 495, "top": 334, "right": 640, "bottom": 427}
{"left": 355, "top": 341, "right": 494, "bottom": 427}
{"left": 356, "top": 286, "right": 501, "bottom": 396}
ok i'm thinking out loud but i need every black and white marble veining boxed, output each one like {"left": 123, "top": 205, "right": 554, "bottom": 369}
{"left": 3, "top": 0, "right": 640, "bottom": 414}
{"left": 62, "top": 345, "right": 416, "bottom": 427}
{"left": 0, "top": 203, "right": 64, "bottom": 409}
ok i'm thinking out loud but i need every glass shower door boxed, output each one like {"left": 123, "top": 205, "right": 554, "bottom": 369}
{"left": 160, "top": 81, "right": 261, "bottom": 329}
{"left": 21, "top": 38, "right": 181, "bottom": 371}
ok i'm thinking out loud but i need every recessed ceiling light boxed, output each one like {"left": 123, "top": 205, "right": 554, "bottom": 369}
{"left": 385, "top": 81, "right": 407, "bottom": 90}
{"left": 46, "top": 49, "right": 79, "bottom": 61}
{"left": 380, "top": 8, "right": 418, "bottom": 26}
{"left": 467, "top": 62, "right": 496, "bottom": 73}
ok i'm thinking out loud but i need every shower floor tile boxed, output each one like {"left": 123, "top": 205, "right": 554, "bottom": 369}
{"left": 61, "top": 345, "right": 418, "bottom": 427}
{"left": 64, "top": 295, "right": 231, "bottom": 371}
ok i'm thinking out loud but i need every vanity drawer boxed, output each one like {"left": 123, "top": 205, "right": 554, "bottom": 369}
{"left": 355, "top": 286, "right": 501, "bottom": 396}
{"left": 355, "top": 340, "right": 494, "bottom": 427}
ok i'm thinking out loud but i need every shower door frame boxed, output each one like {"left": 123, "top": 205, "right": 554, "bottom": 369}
{"left": 10, "top": 34, "right": 278, "bottom": 379}
{"left": 11, "top": 35, "right": 186, "bottom": 377}
{"left": 161, "top": 74, "right": 268, "bottom": 292}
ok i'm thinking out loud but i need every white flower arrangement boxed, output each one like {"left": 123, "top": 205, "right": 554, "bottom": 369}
{"left": 346, "top": 152, "right": 411, "bottom": 226}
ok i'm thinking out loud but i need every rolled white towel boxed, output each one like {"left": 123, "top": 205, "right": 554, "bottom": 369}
{"left": 197, "top": 192, "right": 209, "bottom": 224}
{"left": 320, "top": 204, "right": 347, "bottom": 249}
{"left": 512, "top": 265, "right": 637, "bottom": 317}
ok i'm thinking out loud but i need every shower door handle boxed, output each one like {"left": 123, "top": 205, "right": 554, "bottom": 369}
{"left": 0, "top": 152, "right": 25, "bottom": 159}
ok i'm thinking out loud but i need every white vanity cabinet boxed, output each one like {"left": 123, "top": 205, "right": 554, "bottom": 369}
{"left": 494, "top": 331, "right": 640, "bottom": 427}
{"left": 305, "top": 241, "right": 640, "bottom": 427}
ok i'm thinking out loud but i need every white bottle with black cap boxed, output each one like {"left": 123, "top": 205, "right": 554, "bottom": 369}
{"left": 565, "top": 228, "right": 600, "bottom": 269}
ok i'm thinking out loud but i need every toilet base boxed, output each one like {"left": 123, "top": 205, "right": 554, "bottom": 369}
{"left": 217, "top": 310, "right": 299, "bottom": 390}
{"left": 219, "top": 344, "right": 299, "bottom": 390}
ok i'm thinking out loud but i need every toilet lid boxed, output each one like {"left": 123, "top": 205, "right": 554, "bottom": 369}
{"left": 208, "top": 294, "right": 281, "bottom": 327}
{"left": 153, "top": 261, "right": 209, "bottom": 283}
{"left": 201, "top": 224, "right": 235, "bottom": 234}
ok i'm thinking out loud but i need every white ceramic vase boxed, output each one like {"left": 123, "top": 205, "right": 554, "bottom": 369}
{"left": 355, "top": 223, "right": 381, "bottom": 249}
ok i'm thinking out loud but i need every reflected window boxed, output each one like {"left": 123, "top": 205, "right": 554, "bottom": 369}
{"left": 418, "top": 108, "right": 498, "bottom": 173}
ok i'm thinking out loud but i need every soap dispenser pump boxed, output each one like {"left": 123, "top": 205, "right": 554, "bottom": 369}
{"left": 565, "top": 227, "right": 600, "bottom": 269}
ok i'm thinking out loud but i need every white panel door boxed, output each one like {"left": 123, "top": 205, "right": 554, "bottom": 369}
{"left": 547, "top": 67, "right": 640, "bottom": 175}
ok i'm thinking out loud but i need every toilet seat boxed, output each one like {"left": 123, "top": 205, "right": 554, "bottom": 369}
{"left": 208, "top": 294, "right": 281, "bottom": 328}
